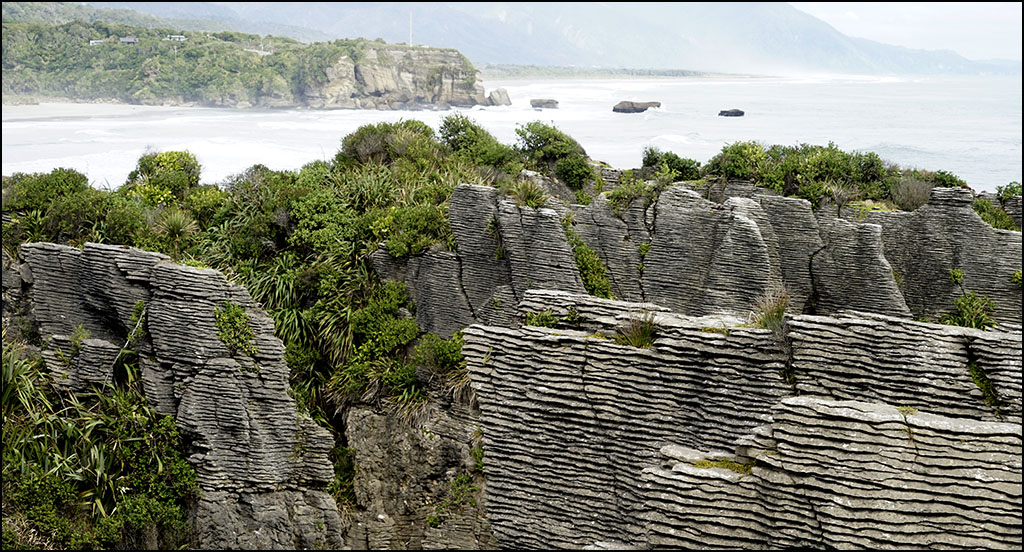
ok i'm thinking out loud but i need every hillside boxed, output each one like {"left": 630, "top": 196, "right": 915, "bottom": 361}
{"left": 1, "top": 19, "right": 491, "bottom": 109}
{"left": 1, "top": 1, "right": 331, "bottom": 42}
{"left": 84, "top": 1, "right": 1022, "bottom": 76}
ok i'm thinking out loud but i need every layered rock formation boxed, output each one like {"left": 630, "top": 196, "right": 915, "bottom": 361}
{"left": 302, "top": 44, "right": 488, "bottom": 110}
{"left": 366, "top": 179, "right": 1021, "bottom": 549}
{"left": 379, "top": 183, "right": 1020, "bottom": 341}
{"left": 12, "top": 242, "right": 342, "bottom": 549}
{"left": 461, "top": 291, "right": 1022, "bottom": 549}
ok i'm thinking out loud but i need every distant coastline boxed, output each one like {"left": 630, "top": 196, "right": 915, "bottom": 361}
{"left": 478, "top": 64, "right": 740, "bottom": 80}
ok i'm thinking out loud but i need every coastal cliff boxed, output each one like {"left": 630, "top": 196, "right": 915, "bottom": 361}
{"left": 0, "top": 21, "right": 498, "bottom": 110}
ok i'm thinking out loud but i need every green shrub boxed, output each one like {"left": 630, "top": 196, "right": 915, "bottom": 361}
{"left": 524, "top": 310, "right": 558, "bottom": 328}
{"left": 125, "top": 150, "right": 202, "bottom": 200}
{"left": 554, "top": 154, "right": 595, "bottom": 190}
{"left": 214, "top": 301, "right": 258, "bottom": 356}
{"left": 515, "top": 121, "right": 586, "bottom": 168}
{"left": 384, "top": 204, "right": 454, "bottom": 258}
{"left": 606, "top": 172, "right": 653, "bottom": 215}
{"left": 439, "top": 114, "right": 522, "bottom": 179}
{"left": 642, "top": 147, "right": 700, "bottom": 180}
{"left": 1013, "top": 270, "right": 1022, "bottom": 289}
{"left": 43, "top": 186, "right": 108, "bottom": 244}
{"left": 941, "top": 290, "right": 997, "bottom": 329}
{"left": 973, "top": 198, "right": 1020, "bottom": 231}
{"left": 941, "top": 268, "right": 996, "bottom": 330}
{"left": 2, "top": 168, "right": 90, "bottom": 213}
{"left": 337, "top": 120, "right": 440, "bottom": 168}
{"left": 933, "top": 170, "right": 968, "bottom": 188}
{"left": 563, "top": 219, "right": 613, "bottom": 299}
{"left": 183, "top": 185, "right": 228, "bottom": 228}
{"left": 508, "top": 179, "right": 547, "bottom": 209}
{"left": 703, "top": 141, "right": 766, "bottom": 181}
{"left": 996, "top": 181, "right": 1022, "bottom": 202}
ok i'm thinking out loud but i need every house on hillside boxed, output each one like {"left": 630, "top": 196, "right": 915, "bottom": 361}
{"left": 165, "top": 34, "right": 188, "bottom": 42}
{"left": 89, "top": 39, "right": 104, "bottom": 46}
{"left": 119, "top": 37, "right": 139, "bottom": 45}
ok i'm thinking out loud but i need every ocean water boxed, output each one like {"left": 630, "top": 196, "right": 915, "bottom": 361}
{"left": 2, "top": 75, "right": 1021, "bottom": 192}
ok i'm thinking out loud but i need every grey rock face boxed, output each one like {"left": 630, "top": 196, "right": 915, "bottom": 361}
{"left": 487, "top": 87, "right": 511, "bottom": 106}
{"left": 810, "top": 218, "right": 911, "bottom": 317}
{"left": 18, "top": 242, "right": 342, "bottom": 549}
{"left": 342, "top": 400, "right": 497, "bottom": 550}
{"left": 787, "top": 312, "right": 1022, "bottom": 423}
{"left": 375, "top": 181, "right": 1021, "bottom": 345}
{"left": 303, "top": 45, "right": 487, "bottom": 110}
{"left": 642, "top": 396, "right": 1022, "bottom": 550}
{"left": 864, "top": 187, "right": 1022, "bottom": 324}
{"left": 642, "top": 187, "right": 774, "bottom": 316}
{"left": 612, "top": 100, "right": 661, "bottom": 113}
{"left": 464, "top": 292, "right": 789, "bottom": 548}
{"left": 463, "top": 291, "right": 1022, "bottom": 549}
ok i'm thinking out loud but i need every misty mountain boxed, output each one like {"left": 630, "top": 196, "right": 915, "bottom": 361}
{"left": 82, "top": 2, "right": 1019, "bottom": 75}
{"left": 80, "top": 1, "right": 332, "bottom": 42}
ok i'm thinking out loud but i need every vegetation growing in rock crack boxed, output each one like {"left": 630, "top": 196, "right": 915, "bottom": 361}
{"left": 615, "top": 310, "right": 657, "bottom": 348}
{"left": 941, "top": 268, "right": 997, "bottom": 330}
{"left": 967, "top": 361, "right": 1003, "bottom": 415}
{"left": 214, "top": 301, "right": 259, "bottom": 356}
{"left": 751, "top": 286, "right": 790, "bottom": 338}
{"left": 426, "top": 471, "right": 478, "bottom": 528}
{"left": 524, "top": 309, "right": 559, "bottom": 328}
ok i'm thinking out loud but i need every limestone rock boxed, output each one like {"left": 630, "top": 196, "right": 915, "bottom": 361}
{"left": 642, "top": 397, "right": 1022, "bottom": 549}
{"left": 612, "top": 101, "right": 661, "bottom": 113}
{"left": 19, "top": 242, "right": 342, "bottom": 549}
{"left": 461, "top": 291, "right": 1021, "bottom": 549}
{"left": 303, "top": 45, "right": 487, "bottom": 110}
{"left": 718, "top": 109, "right": 745, "bottom": 116}
{"left": 810, "top": 218, "right": 912, "bottom": 318}
{"left": 342, "top": 399, "right": 497, "bottom": 550}
{"left": 530, "top": 98, "right": 559, "bottom": 109}
{"left": 642, "top": 187, "right": 774, "bottom": 316}
{"left": 487, "top": 87, "right": 511, "bottom": 106}
{"left": 863, "top": 186, "right": 1022, "bottom": 325}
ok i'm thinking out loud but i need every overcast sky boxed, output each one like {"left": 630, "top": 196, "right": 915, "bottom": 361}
{"left": 790, "top": 2, "right": 1022, "bottom": 61}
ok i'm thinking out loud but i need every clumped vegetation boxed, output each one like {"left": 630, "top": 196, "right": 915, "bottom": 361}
{"left": 2, "top": 331, "right": 198, "bottom": 549}
{"left": 941, "top": 268, "right": 997, "bottom": 330}
{"left": 973, "top": 198, "right": 1021, "bottom": 231}
{"left": 615, "top": 310, "right": 657, "bottom": 348}
{"left": 697, "top": 140, "right": 1005, "bottom": 213}
{"left": 751, "top": 286, "right": 790, "bottom": 338}
{"left": 642, "top": 146, "right": 700, "bottom": 181}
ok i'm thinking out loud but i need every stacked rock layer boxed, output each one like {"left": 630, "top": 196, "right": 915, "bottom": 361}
{"left": 378, "top": 184, "right": 1021, "bottom": 342}
{"left": 463, "top": 291, "right": 1022, "bottom": 549}
{"left": 18, "top": 242, "right": 342, "bottom": 550}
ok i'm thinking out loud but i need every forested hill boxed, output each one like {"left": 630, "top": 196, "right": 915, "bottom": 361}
{"left": 1, "top": 20, "right": 488, "bottom": 109}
